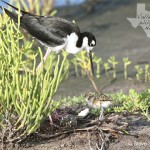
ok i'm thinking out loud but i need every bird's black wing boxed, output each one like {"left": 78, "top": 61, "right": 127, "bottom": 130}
{"left": 21, "top": 15, "right": 80, "bottom": 46}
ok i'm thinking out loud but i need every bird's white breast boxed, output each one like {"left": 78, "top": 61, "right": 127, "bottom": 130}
{"left": 101, "top": 101, "right": 112, "bottom": 108}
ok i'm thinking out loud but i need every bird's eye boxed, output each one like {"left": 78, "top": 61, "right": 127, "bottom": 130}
{"left": 90, "top": 43, "right": 94, "bottom": 47}
{"left": 90, "top": 40, "right": 96, "bottom": 47}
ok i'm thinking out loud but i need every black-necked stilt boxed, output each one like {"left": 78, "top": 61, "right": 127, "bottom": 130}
{"left": 0, "top": 0, "right": 96, "bottom": 74}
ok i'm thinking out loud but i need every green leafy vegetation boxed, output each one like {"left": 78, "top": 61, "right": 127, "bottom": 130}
{"left": 108, "top": 56, "right": 118, "bottom": 79}
{"left": 61, "top": 95, "right": 85, "bottom": 107}
{"left": 61, "top": 90, "right": 150, "bottom": 121}
{"left": 123, "top": 57, "right": 131, "bottom": 79}
{"left": 71, "top": 52, "right": 150, "bottom": 82}
{"left": 111, "top": 89, "right": 150, "bottom": 121}
{"left": 0, "top": 11, "right": 68, "bottom": 142}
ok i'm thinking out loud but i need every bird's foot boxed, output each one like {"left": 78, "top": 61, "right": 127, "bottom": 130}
{"left": 98, "top": 115, "right": 105, "bottom": 122}
{"left": 48, "top": 115, "right": 60, "bottom": 128}
{"left": 98, "top": 110, "right": 105, "bottom": 122}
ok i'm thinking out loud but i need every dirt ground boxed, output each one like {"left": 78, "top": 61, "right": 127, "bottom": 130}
{"left": 1, "top": 0, "right": 150, "bottom": 149}
{"left": 17, "top": 114, "right": 150, "bottom": 150}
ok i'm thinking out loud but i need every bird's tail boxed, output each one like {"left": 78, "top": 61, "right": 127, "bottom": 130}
{"left": 0, "top": 0, "right": 35, "bottom": 23}
{"left": 0, "top": 6, "right": 19, "bottom": 23}
{"left": 1, "top": 0, "right": 34, "bottom": 15}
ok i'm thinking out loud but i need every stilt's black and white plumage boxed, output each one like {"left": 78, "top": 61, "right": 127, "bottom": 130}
{"left": 0, "top": 0, "right": 96, "bottom": 73}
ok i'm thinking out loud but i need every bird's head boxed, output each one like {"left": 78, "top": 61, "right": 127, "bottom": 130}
{"left": 81, "top": 32, "right": 96, "bottom": 53}
{"left": 81, "top": 32, "right": 96, "bottom": 75}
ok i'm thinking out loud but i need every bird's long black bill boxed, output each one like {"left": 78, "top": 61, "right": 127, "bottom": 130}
{"left": 89, "top": 51, "right": 94, "bottom": 75}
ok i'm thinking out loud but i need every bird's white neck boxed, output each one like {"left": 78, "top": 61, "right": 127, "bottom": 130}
{"left": 65, "top": 32, "right": 89, "bottom": 54}
{"left": 65, "top": 33, "right": 81, "bottom": 54}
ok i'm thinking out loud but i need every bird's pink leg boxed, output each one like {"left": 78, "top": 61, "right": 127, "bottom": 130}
{"left": 43, "top": 47, "right": 52, "bottom": 62}
{"left": 36, "top": 47, "right": 51, "bottom": 71}
{"left": 48, "top": 112, "right": 61, "bottom": 128}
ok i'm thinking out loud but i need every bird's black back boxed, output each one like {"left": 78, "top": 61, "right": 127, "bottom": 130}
{"left": 21, "top": 15, "right": 80, "bottom": 46}
{"left": 1, "top": 0, "right": 80, "bottom": 47}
